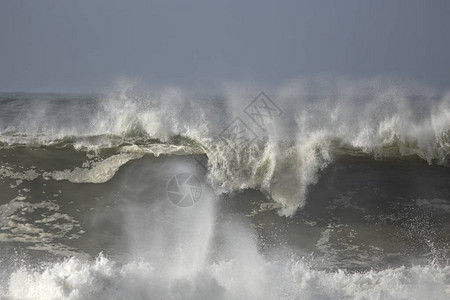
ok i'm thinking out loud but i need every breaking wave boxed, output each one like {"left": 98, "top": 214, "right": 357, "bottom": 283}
{"left": 1, "top": 81, "right": 449, "bottom": 215}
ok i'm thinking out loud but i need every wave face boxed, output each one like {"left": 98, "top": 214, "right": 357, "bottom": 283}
{"left": 0, "top": 82, "right": 449, "bottom": 299}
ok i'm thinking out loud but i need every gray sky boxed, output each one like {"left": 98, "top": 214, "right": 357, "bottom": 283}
{"left": 1, "top": 0, "right": 449, "bottom": 92}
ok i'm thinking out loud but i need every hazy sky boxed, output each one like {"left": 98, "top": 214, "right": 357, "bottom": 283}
{"left": 1, "top": 0, "right": 449, "bottom": 92}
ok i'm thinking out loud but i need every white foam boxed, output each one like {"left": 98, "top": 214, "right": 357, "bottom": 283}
{"left": 119, "top": 144, "right": 205, "bottom": 156}
{"left": 43, "top": 153, "right": 143, "bottom": 184}
{"left": 0, "top": 167, "right": 39, "bottom": 187}
{"left": 4, "top": 250, "right": 450, "bottom": 300}
{"left": 0, "top": 195, "right": 81, "bottom": 256}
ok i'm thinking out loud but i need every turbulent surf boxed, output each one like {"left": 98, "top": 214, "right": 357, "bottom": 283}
{"left": 0, "top": 82, "right": 449, "bottom": 299}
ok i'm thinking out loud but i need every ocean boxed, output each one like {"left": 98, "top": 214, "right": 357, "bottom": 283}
{"left": 0, "top": 86, "right": 449, "bottom": 299}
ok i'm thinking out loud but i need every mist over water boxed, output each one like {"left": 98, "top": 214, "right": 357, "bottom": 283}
{"left": 0, "top": 79, "right": 449, "bottom": 299}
